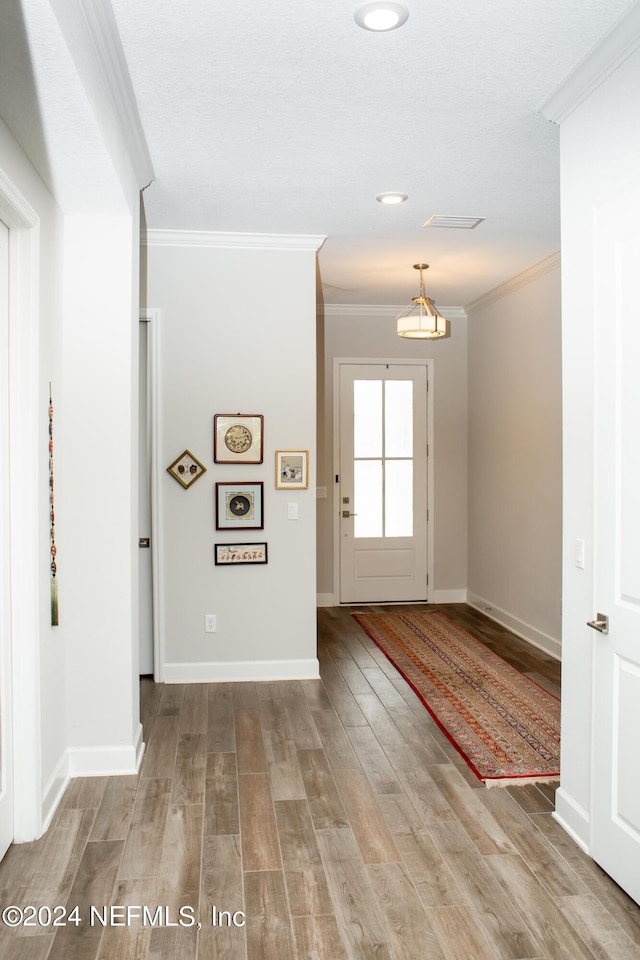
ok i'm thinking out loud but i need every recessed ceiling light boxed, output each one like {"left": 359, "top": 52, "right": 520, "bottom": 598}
{"left": 376, "top": 192, "right": 408, "bottom": 204}
{"left": 354, "top": 1, "right": 410, "bottom": 32}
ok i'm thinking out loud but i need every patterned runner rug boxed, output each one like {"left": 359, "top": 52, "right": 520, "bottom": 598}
{"left": 352, "top": 610, "right": 560, "bottom": 787}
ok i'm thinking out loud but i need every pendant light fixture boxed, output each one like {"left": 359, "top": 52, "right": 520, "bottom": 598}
{"left": 395, "top": 264, "right": 449, "bottom": 339}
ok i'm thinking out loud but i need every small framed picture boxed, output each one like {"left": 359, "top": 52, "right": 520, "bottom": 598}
{"left": 167, "top": 449, "right": 207, "bottom": 488}
{"left": 216, "top": 481, "right": 264, "bottom": 530}
{"left": 275, "top": 450, "right": 308, "bottom": 489}
{"left": 215, "top": 542, "right": 268, "bottom": 565}
{"left": 214, "top": 414, "right": 264, "bottom": 464}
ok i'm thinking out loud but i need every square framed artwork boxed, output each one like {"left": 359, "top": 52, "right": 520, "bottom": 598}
{"left": 216, "top": 481, "right": 264, "bottom": 530}
{"left": 215, "top": 542, "right": 268, "bottom": 565}
{"left": 167, "top": 449, "right": 207, "bottom": 488}
{"left": 275, "top": 450, "right": 308, "bottom": 489}
{"left": 214, "top": 414, "right": 264, "bottom": 464}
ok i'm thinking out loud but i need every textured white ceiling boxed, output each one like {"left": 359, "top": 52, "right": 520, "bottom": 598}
{"left": 60, "top": 1, "right": 640, "bottom": 303}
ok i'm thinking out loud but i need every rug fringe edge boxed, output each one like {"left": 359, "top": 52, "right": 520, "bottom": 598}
{"left": 483, "top": 776, "right": 560, "bottom": 789}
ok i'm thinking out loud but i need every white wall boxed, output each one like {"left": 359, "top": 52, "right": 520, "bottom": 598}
{"left": 0, "top": 0, "right": 151, "bottom": 837}
{"left": 319, "top": 307, "right": 468, "bottom": 602}
{"left": 0, "top": 114, "right": 66, "bottom": 836}
{"left": 146, "top": 234, "right": 322, "bottom": 681}
{"left": 58, "top": 213, "right": 142, "bottom": 776}
{"left": 541, "top": 7, "right": 640, "bottom": 848}
{"left": 466, "top": 256, "right": 562, "bottom": 657}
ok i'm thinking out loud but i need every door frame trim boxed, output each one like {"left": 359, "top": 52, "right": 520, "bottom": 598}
{"left": 332, "top": 357, "right": 435, "bottom": 605}
{"left": 0, "top": 172, "right": 42, "bottom": 842}
{"left": 140, "top": 308, "right": 164, "bottom": 681}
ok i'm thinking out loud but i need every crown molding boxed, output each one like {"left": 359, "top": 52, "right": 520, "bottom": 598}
{"left": 540, "top": 1, "right": 640, "bottom": 124}
{"left": 144, "top": 229, "right": 326, "bottom": 252}
{"left": 464, "top": 252, "right": 561, "bottom": 314}
{"left": 324, "top": 303, "right": 467, "bottom": 320}
{"left": 49, "top": 0, "right": 154, "bottom": 189}
{"left": 0, "top": 170, "right": 39, "bottom": 227}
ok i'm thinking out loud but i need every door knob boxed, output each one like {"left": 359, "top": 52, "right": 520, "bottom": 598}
{"left": 342, "top": 511, "right": 357, "bottom": 518}
{"left": 587, "top": 613, "right": 608, "bottom": 634}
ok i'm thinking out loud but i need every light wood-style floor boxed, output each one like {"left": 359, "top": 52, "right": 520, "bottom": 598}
{"left": 1, "top": 603, "right": 640, "bottom": 959}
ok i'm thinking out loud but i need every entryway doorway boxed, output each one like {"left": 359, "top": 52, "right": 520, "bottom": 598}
{"left": 335, "top": 359, "right": 433, "bottom": 604}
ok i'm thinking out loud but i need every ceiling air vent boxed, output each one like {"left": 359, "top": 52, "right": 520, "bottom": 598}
{"left": 423, "top": 215, "right": 485, "bottom": 229}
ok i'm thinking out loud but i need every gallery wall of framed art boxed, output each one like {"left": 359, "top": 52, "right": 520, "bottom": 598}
{"left": 165, "top": 412, "right": 313, "bottom": 580}
{"left": 147, "top": 236, "right": 320, "bottom": 682}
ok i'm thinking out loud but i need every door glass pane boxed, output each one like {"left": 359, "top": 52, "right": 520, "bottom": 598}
{"left": 385, "top": 380, "right": 413, "bottom": 458}
{"left": 354, "top": 460, "right": 383, "bottom": 537}
{"left": 354, "top": 380, "right": 382, "bottom": 458}
{"left": 385, "top": 460, "right": 413, "bottom": 537}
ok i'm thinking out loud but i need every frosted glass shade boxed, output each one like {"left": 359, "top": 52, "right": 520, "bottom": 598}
{"left": 396, "top": 304, "right": 449, "bottom": 339}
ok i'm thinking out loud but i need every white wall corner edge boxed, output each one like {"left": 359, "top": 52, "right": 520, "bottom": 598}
{"left": 466, "top": 592, "right": 562, "bottom": 660}
{"left": 553, "top": 788, "right": 590, "bottom": 854}
{"left": 163, "top": 659, "right": 321, "bottom": 683}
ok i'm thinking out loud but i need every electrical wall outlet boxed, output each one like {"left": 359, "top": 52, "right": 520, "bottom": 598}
{"left": 204, "top": 614, "right": 216, "bottom": 633}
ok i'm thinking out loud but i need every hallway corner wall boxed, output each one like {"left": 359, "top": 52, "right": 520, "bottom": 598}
{"left": 466, "top": 255, "right": 562, "bottom": 658}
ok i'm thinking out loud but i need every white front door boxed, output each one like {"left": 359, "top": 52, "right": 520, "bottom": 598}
{"left": 590, "top": 189, "right": 640, "bottom": 903}
{"left": 0, "top": 219, "right": 13, "bottom": 860}
{"left": 338, "top": 362, "right": 429, "bottom": 603}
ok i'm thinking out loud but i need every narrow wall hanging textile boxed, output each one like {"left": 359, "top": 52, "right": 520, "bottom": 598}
{"left": 49, "top": 383, "right": 59, "bottom": 625}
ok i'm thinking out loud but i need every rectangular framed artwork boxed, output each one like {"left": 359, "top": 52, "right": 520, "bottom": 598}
{"left": 275, "top": 450, "right": 308, "bottom": 489}
{"left": 215, "top": 542, "right": 268, "bottom": 565}
{"left": 216, "top": 481, "right": 264, "bottom": 530}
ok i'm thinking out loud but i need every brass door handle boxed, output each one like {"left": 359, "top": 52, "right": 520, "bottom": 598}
{"left": 587, "top": 613, "right": 608, "bottom": 634}
{"left": 342, "top": 511, "right": 357, "bottom": 518}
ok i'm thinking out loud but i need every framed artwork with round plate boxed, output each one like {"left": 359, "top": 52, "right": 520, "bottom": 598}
{"left": 214, "top": 414, "right": 263, "bottom": 464}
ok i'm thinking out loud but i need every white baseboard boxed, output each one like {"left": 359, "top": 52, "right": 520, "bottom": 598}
{"left": 553, "top": 787, "right": 590, "bottom": 854}
{"left": 133, "top": 722, "right": 145, "bottom": 771}
{"left": 40, "top": 724, "right": 145, "bottom": 833}
{"left": 66, "top": 722, "right": 145, "bottom": 778}
{"left": 466, "top": 592, "right": 561, "bottom": 660}
{"left": 41, "top": 752, "right": 71, "bottom": 833}
{"left": 163, "top": 658, "right": 321, "bottom": 683}
{"left": 432, "top": 589, "right": 467, "bottom": 603}
{"left": 319, "top": 591, "right": 467, "bottom": 606}
{"left": 317, "top": 593, "right": 335, "bottom": 607}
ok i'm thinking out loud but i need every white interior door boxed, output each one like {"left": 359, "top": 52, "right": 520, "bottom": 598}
{"left": 338, "top": 362, "right": 428, "bottom": 603}
{"left": 138, "top": 319, "right": 154, "bottom": 674}
{"left": 0, "top": 219, "right": 13, "bottom": 860}
{"left": 590, "top": 189, "right": 640, "bottom": 903}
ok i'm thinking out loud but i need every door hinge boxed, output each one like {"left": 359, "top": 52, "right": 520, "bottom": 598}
{"left": 426, "top": 443, "right": 429, "bottom": 457}
{"left": 426, "top": 573, "right": 429, "bottom": 585}
{"left": 335, "top": 474, "right": 340, "bottom": 483}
